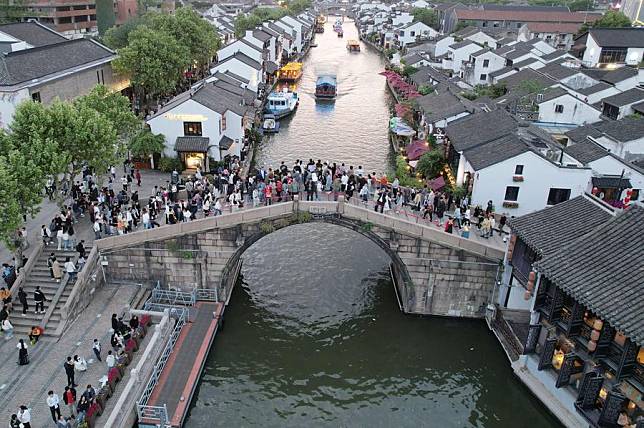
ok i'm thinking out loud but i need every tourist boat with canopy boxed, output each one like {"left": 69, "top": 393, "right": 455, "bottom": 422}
{"left": 265, "top": 88, "right": 299, "bottom": 119}
{"left": 277, "top": 62, "right": 303, "bottom": 82}
{"left": 337, "top": 30, "right": 343, "bottom": 38}
{"left": 261, "top": 114, "right": 280, "bottom": 133}
{"left": 346, "top": 40, "right": 360, "bottom": 52}
{"left": 315, "top": 75, "right": 337, "bottom": 100}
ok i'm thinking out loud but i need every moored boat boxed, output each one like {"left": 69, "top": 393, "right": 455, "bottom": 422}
{"left": 315, "top": 75, "right": 337, "bottom": 100}
{"left": 262, "top": 114, "right": 280, "bottom": 133}
{"left": 265, "top": 88, "right": 299, "bottom": 119}
{"left": 337, "top": 30, "right": 343, "bottom": 38}
{"left": 277, "top": 62, "right": 303, "bottom": 82}
{"left": 346, "top": 40, "right": 360, "bottom": 52}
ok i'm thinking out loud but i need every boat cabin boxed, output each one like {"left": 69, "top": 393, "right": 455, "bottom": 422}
{"left": 278, "top": 62, "right": 303, "bottom": 82}
{"left": 347, "top": 40, "right": 360, "bottom": 52}
{"left": 315, "top": 75, "right": 337, "bottom": 99}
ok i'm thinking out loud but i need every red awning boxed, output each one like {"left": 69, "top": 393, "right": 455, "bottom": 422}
{"left": 427, "top": 175, "right": 445, "bottom": 190}
{"left": 405, "top": 140, "right": 429, "bottom": 161}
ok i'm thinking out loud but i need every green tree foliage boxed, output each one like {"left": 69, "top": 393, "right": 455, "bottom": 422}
{"left": 402, "top": 65, "right": 419, "bottom": 77}
{"left": 416, "top": 149, "right": 446, "bottom": 179}
{"left": 411, "top": 8, "right": 438, "bottom": 29}
{"left": 0, "top": 153, "right": 22, "bottom": 250}
{"left": 103, "top": 16, "right": 145, "bottom": 49}
{"left": 129, "top": 129, "right": 165, "bottom": 158}
{"left": 96, "top": 0, "right": 116, "bottom": 35}
{"left": 517, "top": 79, "right": 546, "bottom": 95}
{"left": 114, "top": 25, "right": 190, "bottom": 102}
{"left": 461, "top": 83, "right": 506, "bottom": 100}
{"left": 418, "top": 85, "right": 434, "bottom": 95}
{"left": 588, "top": 10, "right": 631, "bottom": 29}
{"left": 75, "top": 85, "right": 139, "bottom": 139}
{"left": 284, "top": 0, "right": 312, "bottom": 14}
{"left": 234, "top": 8, "right": 287, "bottom": 38}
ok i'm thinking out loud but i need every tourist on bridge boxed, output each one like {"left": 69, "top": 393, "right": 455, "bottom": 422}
{"left": 17, "top": 405, "right": 31, "bottom": 428}
{"left": 33, "top": 286, "right": 47, "bottom": 314}
{"left": 47, "top": 390, "right": 62, "bottom": 422}
{"left": 62, "top": 386, "right": 76, "bottom": 417}
{"left": 64, "top": 357, "right": 77, "bottom": 387}
{"left": 64, "top": 258, "right": 77, "bottom": 282}
{"left": 17, "top": 287, "right": 28, "bottom": 316}
{"left": 93, "top": 338, "right": 102, "bottom": 362}
{"left": 17, "top": 339, "right": 29, "bottom": 365}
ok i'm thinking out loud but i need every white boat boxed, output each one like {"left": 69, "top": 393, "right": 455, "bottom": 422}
{"left": 265, "top": 88, "right": 299, "bottom": 119}
{"left": 262, "top": 114, "right": 280, "bottom": 133}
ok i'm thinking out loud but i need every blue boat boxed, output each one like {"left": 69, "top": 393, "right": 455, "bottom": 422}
{"left": 265, "top": 88, "right": 299, "bottom": 119}
{"left": 262, "top": 114, "right": 280, "bottom": 133}
{"left": 315, "top": 75, "right": 337, "bottom": 100}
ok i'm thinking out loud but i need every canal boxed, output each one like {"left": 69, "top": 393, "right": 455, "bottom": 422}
{"left": 185, "top": 20, "right": 561, "bottom": 428}
{"left": 255, "top": 20, "right": 394, "bottom": 175}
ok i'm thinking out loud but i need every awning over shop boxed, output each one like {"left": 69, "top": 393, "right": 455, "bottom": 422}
{"left": 175, "top": 136, "right": 210, "bottom": 152}
{"left": 266, "top": 61, "right": 279, "bottom": 74}
{"left": 218, "top": 135, "right": 234, "bottom": 150}
{"left": 592, "top": 176, "right": 632, "bottom": 189}
{"left": 389, "top": 117, "right": 415, "bottom": 137}
{"left": 405, "top": 140, "right": 429, "bottom": 161}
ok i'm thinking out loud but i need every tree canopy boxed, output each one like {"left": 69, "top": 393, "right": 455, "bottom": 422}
{"left": 416, "top": 149, "right": 446, "bottom": 179}
{"left": 411, "top": 8, "right": 438, "bottom": 30}
{"left": 234, "top": 1, "right": 311, "bottom": 38}
{"left": 128, "top": 129, "right": 165, "bottom": 158}
{"left": 590, "top": 10, "right": 631, "bottom": 28}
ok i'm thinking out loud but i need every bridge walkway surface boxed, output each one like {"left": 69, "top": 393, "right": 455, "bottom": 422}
{"left": 142, "top": 301, "right": 223, "bottom": 428}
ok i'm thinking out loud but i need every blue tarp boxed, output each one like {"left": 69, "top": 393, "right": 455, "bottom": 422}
{"left": 316, "top": 76, "right": 336, "bottom": 87}
{"left": 389, "top": 117, "right": 415, "bottom": 136}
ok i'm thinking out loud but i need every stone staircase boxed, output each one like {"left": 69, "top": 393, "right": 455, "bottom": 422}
{"left": 11, "top": 245, "right": 83, "bottom": 336}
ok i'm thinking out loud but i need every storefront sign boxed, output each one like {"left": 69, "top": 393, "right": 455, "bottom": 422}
{"left": 164, "top": 113, "right": 209, "bottom": 122}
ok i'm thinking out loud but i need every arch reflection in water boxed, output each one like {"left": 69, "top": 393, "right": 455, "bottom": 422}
{"left": 186, "top": 223, "right": 562, "bottom": 428}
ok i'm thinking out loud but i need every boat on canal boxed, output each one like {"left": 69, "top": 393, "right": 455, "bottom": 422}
{"left": 265, "top": 88, "right": 299, "bottom": 119}
{"left": 347, "top": 40, "right": 360, "bottom": 52}
{"left": 261, "top": 114, "right": 280, "bottom": 133}
{"left": 277, "top": 62, "right": 303, "bottom": 82}
{"left": 315, "top": 75, "right": 337, "bottom": 100}
{"left": 337, "top": 30, "right": 343, "bottom": 38}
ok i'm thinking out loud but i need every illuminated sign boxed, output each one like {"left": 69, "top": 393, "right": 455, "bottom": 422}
{"left": 164, "top": 113, "right": 209, "bottom": 122}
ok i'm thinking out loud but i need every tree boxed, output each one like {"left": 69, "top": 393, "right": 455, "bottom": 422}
{"left": 416, "top": 149, "right": 446, "bottom": 179}
{"left": 411, "top": 8, "right": 438, "bottom": 29}
{"left": 402, "top": 65, "right": 419, "bottom": 77}
{"left": 0, "top": 140, "right": 24, "bottom": 250}
{"left": 581, "top": 11, "right": 631, "bottom": 33}
{"left": 151, "top": 8, "right": 221, "bottom": 70}
{"left": 114, "top": 25, "right": 190, "bottom": 106}
{"left": 96, "top": 0, "right": 116, "bottom": 35}
{"left": 103, "top": 16, "right": 145, "bottom": 49}
{"left": 234, "top": 14, "right": 264, "bottom": 38}
{"left": 75, "top": 85, "right": 139, "bottom": 140}
{"left": 128, "top": 129, "right": 165, "bottom": 159}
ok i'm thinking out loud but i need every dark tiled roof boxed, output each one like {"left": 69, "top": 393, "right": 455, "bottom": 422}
{"left": 599, "top": 66, "right": 638, "bottom": 84}
{"left": 0, "top": 38, "right": 114, "bottom": 86}
{"left": 540, "top": 50, "right": 568, "bottom": 62}
{"left": 539, "top": 62, "right": 578, "bottom": 80}
{"left": 633, "top": 102, "right": 644, "bottom": 114}
{"left": 490, "top": 66, "right": 513, "bottom": 78}
{"left": 252, "top": 29, "right": 272, "bottom": 42}
{"left": 498, "top": 68, "right": 555, "bottom": 91}
{"left": 539, "top": 87, "right": 568, "bottom": 103}
{"left": 591, "top": 176, "right": 632, "bottom": 188}
{"left": 588, "top": 28, "right": 644, "bottom": 48}
{"left": 575, "top": 82, "right": 612, "bottom": 96}
{"left": 175, "top": 136, "right": 210, "bottom": 152}
{"left": 594, "top": 117, "right": 644, "bottom": 142}
{"left": 509, "top": 195, "right": 614, "bottom": 256}
{"left": 505, "top": 48, "right": 531, "bottom": 60}
{"left": 218, "top": 135, "right": 234, "bottom": 150}
{"left": 565, "top": 123, "right": 602, "bottom": 142}
{"left": 217, "top": 51, "right": 262, "bottom": 70}
{"left": 512, "top": 57, "right": 538, "bottom": 68}
{"left": 414, "top": 91, "right": 470, "bottom": 122}
{"left": 534, "top": 206, "right": 644, "bottom": 345}
{"left": 266, "top": 61, "right": 279, "bottom": 74}
{"left": 564, "top": 139, "right": 609, "bottom": 164}
{"left": 463, "top": 133, "right": 529, "bottom": 170}
{"left": 402, "top": 52, "right": 424, "bottom": 65}
{"left": 602, "top": 88, "right": 644, "bottom": 107}
{"left": 0, "top": 22, "right": 66, "bottom": 47}
{"left": 449, "top": 40, "right": 476, "bottom": 50}
{"left": 446, "top": 109, "right": 517, "bottom": 151}
{"left": 239, "top": 38, "right": 263, "bottom": 52}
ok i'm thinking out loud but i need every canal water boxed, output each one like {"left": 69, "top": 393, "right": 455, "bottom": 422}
{"left": 186, "top": 223, "right": 562, "bottom": 427}
{"left": 255, "top": 20, "right": 394, "bottom": 175}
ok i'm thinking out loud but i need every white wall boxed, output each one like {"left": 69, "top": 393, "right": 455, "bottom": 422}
{"left": 470, "top": 151, "right": 592, "bottom": 215}
{"left": 587, "top": 155, "right": 644, "bottom": 203}
{"left": 466, "top": 32, "right": 498, "bottom": 49}
{"left": 147, "top": 99, "right": 223, "bottom": 160}
{"left": 223, "top": 109, "right": 244, "bottom": 158}
{"left": 217, "top": 40, "right": 262, "bottom": 64}
{"left": 281, "top": 16, "right": 304, "bottom": 47}
{"left": 594, "top": 135, "right": 644, "bottom": 160}
{"left": 398, "top": 22, "right": 438, "bottom": 47}
{"left": 538, "top": 94, "right": 601, "bottom": 126}
{"left": 468, "top": 51, "right": 505, "bottom": 86}
{"left": 275, "top": 20, "right": 300, "bottom": 52}
{"left": 447, "top": 43, "right": 481, "bottom": 75}
{"left": 435, "top": 36, "right": 455, "bottom": 57}
{"left": 0, "top": 89, "right": 30, "bottom": 129}
{"left": 392, "top": 13, "right": 413, "bottom": 27}
{"left": 210, "top": 59, "right": 261, "bottom": 90}
{"left": 581, "top": 34, "right": 601, "bottom": 67}
{"left": 626, "top": 47, "right": 644, "bottom": 66}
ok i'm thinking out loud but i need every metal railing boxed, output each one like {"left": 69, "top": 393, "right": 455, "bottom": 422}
{"left": 151, "top": 286, "right": 196, "bottom": 306}
{"left": 195, "top": 288, "right": 218, "bottom": 301}
{"left": 137, "top": 306, "right": 188, "bottom": 423}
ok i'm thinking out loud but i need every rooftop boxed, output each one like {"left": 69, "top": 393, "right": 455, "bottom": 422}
{"left": 587, "top": 27, "right": 644, "bottom": 48}
{"left": 538, "top": 62, "right": 579, "bottom": 80}
{"left": 446, "top": 109, "right": 518, "bottom": 151}
{"left": 601, "top": 88, "right": 644, "bottom": 108}
{"left": 564, "top": 138, "right": 610, "bottom": 164}
{"left": 0, "top": 21, "right": 67, "bottom": 47}
{"left": 525, "top": 22, "right": 582, "bottom": 34}
{"left": 535, "top": 206, "right": 644, "bottom": 345}
{"left": 455, "top": 9, "right": 600, "bottom": 23}
{"left": 462, "top": 133, "right": 529, "bottom": 170}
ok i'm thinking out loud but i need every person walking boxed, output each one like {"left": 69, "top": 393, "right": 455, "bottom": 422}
{"left": 62, "top": 386, "right": 76, "bottom": 417}
{"left": 92, "top": 339, "right": 102, "bottom": 362}
{"left": 47, "top": 390, "right": 62, "bottom": 422}
{"left": 34, "top": 286, "right": 46, "bottom": 314}
{"left": 64, "top": 357, "right": 76, "bottom": 387}
{"left": 64, "top": 258, "right": 77, "bottom": 282}
{"left": 52, "top": 257, "right": 62, "bottom": 283}
{"left": 10, "top": 414, "right": 20, "bottom": 428}
{"left": 17, "top": 339, "right": 28, "bottom": 365}
{"left": 106, "top": 350, "right": 116, "bottom": 370}
{"left": 2, "top": 318, "right": 13, "bottom": 340}
{"left": 17, "top": 405, "right": 31, "bottom": 428}
{"left": 18, "top": 287, "right": 28, "bottom": 316}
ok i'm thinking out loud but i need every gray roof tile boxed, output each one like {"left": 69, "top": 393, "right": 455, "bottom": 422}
{"left": 587, "top": 28, "right": 644, "bottom": 48}
{"left": 446, "top": 109, "right": 518, "bottom": 151}
{"left": 463, "top": 133, "right": 529, "bottom": 170}
{"left": 564, "top": 138, "right": 609, "bottom": 164}
{"left": 175, "top": 136, "right": 210, "bottom": 152}
{"left": 0, "top": 22, "right": 66, "bottom": 47}
{"left": 534, "top": 206, "right": 644, "bottom": 345}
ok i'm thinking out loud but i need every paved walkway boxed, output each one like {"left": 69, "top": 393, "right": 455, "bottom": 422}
{"left": 0, "top": 283, "right": 142, "bottom": 427}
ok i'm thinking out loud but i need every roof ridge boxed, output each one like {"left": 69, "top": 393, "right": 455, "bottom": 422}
{"left": 581, "top": 192, "right": 618, "bottom": 216}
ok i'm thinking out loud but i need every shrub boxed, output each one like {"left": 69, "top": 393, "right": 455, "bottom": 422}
{"left": 418, "top": 85, "right": 434, "bottom": 95}
{"left": 159, "top": 156, "right": 182, "bottom": 173}
{"left": 259, "top": 221, "right": 274, "bottom": 234}
{"left": 416, "top": 149, "right": 446, "bottom": 179}
{"left": 295, "top": 211, "right": 312, "bottom": 224}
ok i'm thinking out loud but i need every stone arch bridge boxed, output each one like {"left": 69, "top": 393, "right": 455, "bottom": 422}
{"left": 92, "top": 198, "right": 503, "bottom": 318}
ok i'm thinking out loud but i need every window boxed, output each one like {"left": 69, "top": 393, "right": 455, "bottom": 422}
{"left": 399, "top": 30, "right": 404, "bottom": 37}
{"left": 632, "top": 189, "right": 640, "bottom": 201}
{"left": 482, "top": 21, "right": 488, "bottom": 27}
{"left": 100, "top": 69, "right": 104, "bottom": 84}
{"left": 31, "top": 92, "right": 41, "bottom": 102}
{"left": 598, "top": 47, "right": 627, "bottom": 64}
{"left": 221, "top": 115, "right": 227, "bottom": 131}
{"left": 504, "top": 186, "right": 520, "bottom": 201}
{"left": 515, "top": 165, "right": 524, "bottom": 175}
{"left": 479, "top": 73, "right": 487, "bottom": 81}
{"left": 183, "top": 122, "right": 202, "bottom": 136}
{"left": 483, "top": 59, "right": 489, "bottom": 68}
{"left": 97, "top": 70, "right": 101, "bottom": 84}
{"left": 555, "top": 104, "right": 564, "bottom": 113}
{"left": 547, "top": 188, "right": 571, "bottom": 205}
{"left": 410, "top": 31, "right": 416, "bottom": 37}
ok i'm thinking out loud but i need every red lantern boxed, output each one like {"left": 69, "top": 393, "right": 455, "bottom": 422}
{"left": 592, "top": 187, "right": 599, "bottom": 195}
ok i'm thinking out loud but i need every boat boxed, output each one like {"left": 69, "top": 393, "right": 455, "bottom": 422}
{"left": 346, "top": 40, "right": 360, "bottom": 52}
{"left": 337, "top": 30, "right": 343, "bottom": 38}
{"left": 311, "top": 43, "right": 318, "bottom": 47}
{"left": 277, "top": 62, "right": 303, "bottom": 82}
{"left": 315, "top": 75, "right": 337, "bottom": 100}
{"left": 262, "top": 114, "right": 280, "bottom": 133}
{"left": 265, "top": 88, "right": 299, "bottom": 119}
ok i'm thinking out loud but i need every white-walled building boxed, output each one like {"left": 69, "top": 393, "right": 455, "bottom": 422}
{"left": 217, "top": 38, "right": 263, "bottom": 64}
{"left": 442, "top": 40, "right": 482, "bottom": 76}
{"left": 574, "top": 28, "right": 644, "bottom": 68}
{"left": 396, "top": 21, "right": 438, "bottom": 47}
{"left": 463, "top": 48, "right": 506, "bottom": 86}
{"left": 210, "top": 52, "right": 262, "bottom": 91}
